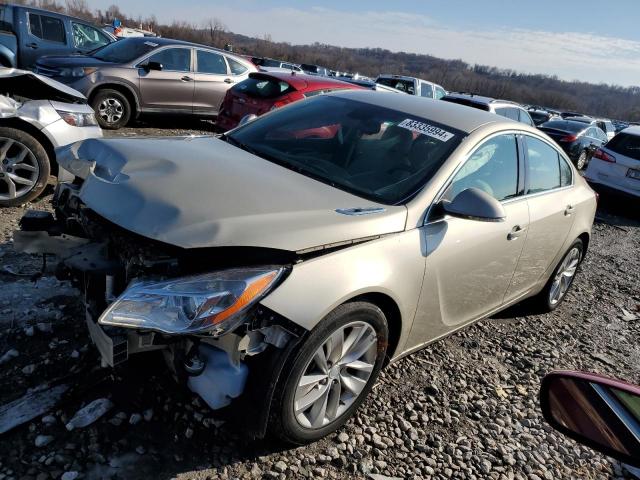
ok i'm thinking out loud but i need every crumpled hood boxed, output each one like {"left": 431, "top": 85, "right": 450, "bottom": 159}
{"left": 57, "top": 136, "right": 407, "bottom": 251}
{"left": 0, "top": 68, "right": 86, "bottom": 103}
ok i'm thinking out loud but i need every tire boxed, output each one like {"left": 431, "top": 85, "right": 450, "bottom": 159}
{"left": 269, "top": 302, "right": 388, "bottom": 444}
{"left": 532, "top": 239, "right": 583, "bottom": 312}
{"left": 91, "top": 89, "right": 132, "bottom": 130}
{"left": 575, "top": 150, "right": 588, "bottom": 170}
{"left": 0, "top": 127, "right": 50, "bottom": 207}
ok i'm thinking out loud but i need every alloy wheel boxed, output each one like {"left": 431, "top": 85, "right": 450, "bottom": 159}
{"left": 0, "top": 137, "right": 39, "bottom": 201}
{"left": 576, "top": 151, "right": 587, "bottom": 170}
{"left": 98, "top": 97, "right": 124, "bottom": 124}
{"left": 294, "top": 321, "right": 378, "bottom": 429}
{"left": 549, "top": 247, "right": 580, "bottom": 306}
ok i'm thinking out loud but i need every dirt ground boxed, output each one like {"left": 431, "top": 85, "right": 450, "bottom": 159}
{"left": 0, "top": 120, "right": 639, "bottom": 480}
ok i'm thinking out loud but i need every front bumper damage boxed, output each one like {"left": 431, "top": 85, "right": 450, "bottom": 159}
{"left": 14, "top": 186, "right": 304, "bottom": 436}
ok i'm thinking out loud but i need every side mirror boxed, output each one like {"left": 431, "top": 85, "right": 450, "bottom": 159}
{"left": 442, "top": 188, "right": 505, "bottom": 222}
{"left": 540, "top": 371, "right": 640, "bottom": 468}
{"left": 238, "top": 114, "right": 257, "bottom": 127}
{"left": 142, "top": 61, "right": 163, "bottom": 71}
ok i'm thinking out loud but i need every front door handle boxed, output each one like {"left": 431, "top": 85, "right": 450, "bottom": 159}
{"left": 507, "top": 225, "right": 526, "bottom": 240}
{"left": 564, "top": 205, "right": 575, "bottom": 216}
{"left": 181, "top": 76, "right": 193, "bottom": 82}
{"left": 224, "top": 78, "right": 234, "bottom": 84}
{"left": 26, "top": 42, "right": 38, "bottom": 49}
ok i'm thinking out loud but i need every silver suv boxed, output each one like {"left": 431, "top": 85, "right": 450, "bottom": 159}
{"left": 442, "top": 93, "right": 535, "bottom": 126}
{"left": 375, "top": 74, "right": 447, "bottom": 99}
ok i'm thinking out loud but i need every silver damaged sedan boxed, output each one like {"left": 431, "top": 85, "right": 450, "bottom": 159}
{"left": 14, "top": 91, "right": 597, "bottom": 443}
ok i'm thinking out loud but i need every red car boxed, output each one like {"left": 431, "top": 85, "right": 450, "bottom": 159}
{"left": 215, "top": 71, "right": 363, "bottom": 131}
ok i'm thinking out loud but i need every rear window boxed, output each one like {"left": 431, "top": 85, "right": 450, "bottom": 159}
{"left": 232, "top": 77, "right": 293, "bottom": 99}
{"left": 605, "top": 132, "right": 640, "bottom": 161}
{"left": 540, "top": 120, "right": 585, "bottom": 134}
{"left": 441, "top": 97, "right": 490, "bottom": 111}
{"left": 376, "top": 78, "right": 415, "bottom": 95}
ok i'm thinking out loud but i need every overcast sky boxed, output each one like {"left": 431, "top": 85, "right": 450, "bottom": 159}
{"left": 86, "top": 0, "right": 640, "bottom": 87}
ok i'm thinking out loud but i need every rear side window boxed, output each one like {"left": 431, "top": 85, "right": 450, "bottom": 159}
{"left": 376, "top": 78, "right": 415, "bottom": 95}
{"left": 232, "top": 77, "right": 293, "bottom": 99}
{"left": 526, "top": 137, "right": 561, "bottom": 193}
{"left": 28, "top": 13, "right": 65, "bottom": 43}
{"left": 227, "top": 57, "right": 248, "bottom": 75}
{"left": 495, "top": 107, "right": 519, "bottom": 121}
{"left": 435, "top": 87, "right": 447, "bottom": 99}
{"left": 148, "top": 48, "right": 190, "bottom": 72}
{"left": 518, "top": 109, "right": 534, "bottom": 126}
{"left": 559, "top": 157, "right": 572, "bottom": 187}
{"left": 196, "top": 50, "right": 227, "bottom": 74}
{"left": 420, "top": 83, "right": 433, "bottom": 98}
{"left": 605, "top": 132, "right": 640, "bottom": 161}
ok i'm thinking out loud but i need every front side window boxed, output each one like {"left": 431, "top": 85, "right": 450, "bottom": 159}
{"left": 443, "top": 134, "right": 519, "bottom": 202}
{"left": 148, "top": 48, "right": 191, "bottom": 72}
{"left": 228, "top": 95, "right": 464, "bottom": 204}
{"left": 526, "top": 136, "right": 561, "bottom": 193}
{"left": 196, "top": 50, "right": 227, "bottom": 74}
{"left": 28, "top": 13, "right": 65, "bottom": 43}
{"left": 72, "top": 22, "right": 110, "bottom": 50}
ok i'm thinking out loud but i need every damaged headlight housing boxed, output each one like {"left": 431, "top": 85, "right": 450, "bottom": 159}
{"left": 56, "top": 110, "right": 99, "bottom": 127}
{"left": 98, "top": 267, "right": 286, "bottom": 335}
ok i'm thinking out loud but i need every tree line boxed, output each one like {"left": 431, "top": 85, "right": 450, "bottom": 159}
{"left": 15, "top": 0, "right": 640, "bottom": 121}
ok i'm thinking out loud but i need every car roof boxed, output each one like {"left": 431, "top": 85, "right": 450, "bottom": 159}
{"left": 620, "top": 125, "right": 640, "bottom": 136}
{"left": 121, "top": 36, "right": 237, "bottom": 56}
{"left": 328, "top": 90, "right": 508, "bottom": 134}
{"left": 564, "top": 116, "right": 595, "bottom": 124}
{"left": 249, "top": 71, "right": 358, "bottom": 90}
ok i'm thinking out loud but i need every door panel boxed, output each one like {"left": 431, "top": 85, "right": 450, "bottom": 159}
{"left": 407, "top": 200, "right": 529, "bottom": 349}
{"left": 505, "top": 190, "right": 575, "bottom": 299}
{"left": 193, "top": 50, "right": 231, "bottom": 114}
{"left": 21, "top": 11, "right": 69, "bottom": 68}
{"left": 138, "top": 47, "right": 193, "bottom": 111}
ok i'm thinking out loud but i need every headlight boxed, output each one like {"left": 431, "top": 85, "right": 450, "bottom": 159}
{"left": 56, "top": 110, "right": 98, "bottom": 127}
{"left": 59, "top": 67, "right": 97, "bottom": 78}
{"left": 98, "top": 267, "right": 286, "bottom": 335}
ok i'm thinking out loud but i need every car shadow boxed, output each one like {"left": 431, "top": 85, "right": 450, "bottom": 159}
{"left": 593, "top": 190, "right": 640, "bottom": 228}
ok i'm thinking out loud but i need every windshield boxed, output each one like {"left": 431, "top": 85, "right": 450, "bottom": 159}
{"left": 227, "top": 95, "right": 464, "bottom": 204}
{"left": 376, "top": 78, "right": 415, "bottom": 94}
{"left": 92, "top": 38, "right": 159, "bottom": 63}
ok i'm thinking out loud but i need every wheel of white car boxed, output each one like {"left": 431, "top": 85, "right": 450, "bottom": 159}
{"left": 534, "top": 239, "right": 583, "bottom": 312}
{"left": 0, "top": 127, "right": 50, "bottom": 208}
{"left": 269, "top": 301, "right": 388, "bottom": 444}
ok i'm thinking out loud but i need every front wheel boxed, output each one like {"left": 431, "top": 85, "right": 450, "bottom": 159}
{"left": 91, "top": 89, "right": 131, "bottom": 130}
{"left": 269, "top": 302, "right": 388, "bottom": 444}
{"left": 0, "top": 127, "right": 50, "bottom": 207}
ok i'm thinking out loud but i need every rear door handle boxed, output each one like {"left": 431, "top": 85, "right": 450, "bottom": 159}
{"left": 181, "top": 76, "right": 193, "bottom": 82}
{"left": 507, "top": 225, "right": 526, "bottom": 240}
{"left": 224, "top": 78, "right": 234, "bottom": 84}
{"left": 564, "top": 205, "right": 575, "bottom": 216}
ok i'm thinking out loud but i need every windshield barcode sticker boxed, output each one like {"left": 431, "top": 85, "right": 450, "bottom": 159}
{"left": 397, "top": 119, "right": 454, "bottom": 142}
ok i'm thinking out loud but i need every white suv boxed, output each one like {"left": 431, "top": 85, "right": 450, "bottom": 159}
{"left": 584, "top": 126, "right": 640, "bottom": 198}
{"left": 442, "top": 93, "right": 535, "bottom": 126}
{"left": 375, "top": 74, "right": 447, "bottom": 99}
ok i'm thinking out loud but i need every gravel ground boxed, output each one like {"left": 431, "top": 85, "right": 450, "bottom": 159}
{"left": 0, "top": 122, "right": 639, "bottom": 480}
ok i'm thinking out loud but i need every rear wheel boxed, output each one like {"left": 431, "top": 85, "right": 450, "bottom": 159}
{"left": 91, "top": 89, "right": 131, "bottom": 130}
{"left": 533, "top": 239, "right": 583, "bottom": 312}
{"left": 0, "top": 127, "right": 50, "bottom": 207}
{"left": 269, "top": 302, "right": 388, "bottom": 444}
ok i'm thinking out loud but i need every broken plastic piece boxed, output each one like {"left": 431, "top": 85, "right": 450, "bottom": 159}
{"left": 65, "top": 398, "right": 113, "bottom": 430}
{"left": 187, "top": 344, "right": 248, "bottom": 410}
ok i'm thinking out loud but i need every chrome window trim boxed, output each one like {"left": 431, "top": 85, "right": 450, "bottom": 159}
{"left": 422, "top": 129, "right": 574, "bottom": 226}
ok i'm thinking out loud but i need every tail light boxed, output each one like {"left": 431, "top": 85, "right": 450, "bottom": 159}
{"left": 593, "top": 148, "right": 616, "bottom": 163}
{"left": 560, "top": 134, "right": 578, "bottom": 142}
